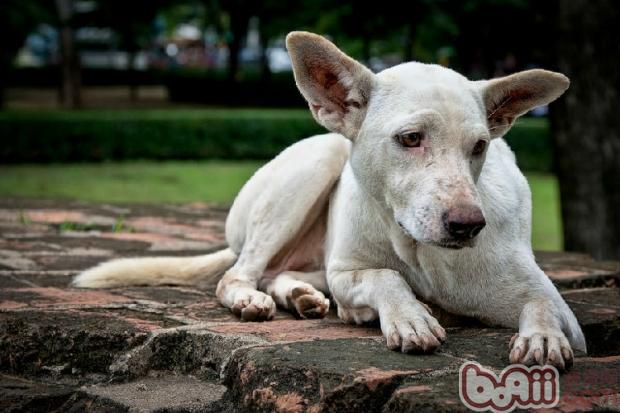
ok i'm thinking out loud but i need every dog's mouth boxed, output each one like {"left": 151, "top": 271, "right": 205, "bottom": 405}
{"left": 430, "top": 240, "right": 470, "bottom": 250}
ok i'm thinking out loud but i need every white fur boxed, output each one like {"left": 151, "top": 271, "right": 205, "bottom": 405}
{"left": 75, "top": 32, "right": 584, "bottom": 370}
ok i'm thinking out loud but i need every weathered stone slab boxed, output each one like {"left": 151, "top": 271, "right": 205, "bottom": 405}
{"left": 0, "top": 374, "right": 76, "bottom": 412}
{"left": 68, "top": 375, "right": 227, "bottom": 413}
{"left": 0, "top": 310, "right": 151, "bottom": 378}
{"left": 0, "top": 199, "right": 618, "bottom": 412}
{"left": 562, "top": 288, "right": 620, "bottom": 356}
{"left": 222, "top": 338, "right": 463, "bottom": 413}
{"left": 208, "top": 316, "right": 381, "bottom": 342}
{"left": 538, "top": 251, "right": 620, "bottom": 289}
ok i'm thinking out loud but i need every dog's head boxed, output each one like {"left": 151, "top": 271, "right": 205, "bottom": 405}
{"left": 287, "top": 31, "right": 568, "bottom": 249}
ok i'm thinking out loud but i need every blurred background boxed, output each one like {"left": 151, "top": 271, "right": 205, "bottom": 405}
{"left": 0, "top": 0, "right": 618, "bottom": 258}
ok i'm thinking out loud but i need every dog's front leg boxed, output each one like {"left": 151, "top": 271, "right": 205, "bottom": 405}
{"left": 509, "top": 298, "right": 582, "bottom": 371}
{"left": 328, "top": 269, "right": 446, "bottom": 352}
{"left": 487, "top": 255, "right": 587, "bottom": 371}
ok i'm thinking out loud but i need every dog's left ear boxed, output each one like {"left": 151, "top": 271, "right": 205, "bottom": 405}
{"left": 286, "top": 31, "right": 375, "bottom": 139}
{"left": 478, "top": 69, "right": 569, "bottom": 138}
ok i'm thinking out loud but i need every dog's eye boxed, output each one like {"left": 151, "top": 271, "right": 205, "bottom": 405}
{"left": 395, "top": 132, "right": 423, "bottom": 148}
{"left": 472, "top": 140, "right": 487, "bottom": 155}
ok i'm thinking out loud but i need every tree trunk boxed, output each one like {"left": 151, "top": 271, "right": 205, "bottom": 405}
{"left": 361, "top": 34, "right": 371, "bottom": 65}
{"left": 550, "top": 0, "right": 620, "bottom": 259}
{"left": 258, "top": 24, "right": 271, "bottom": 83}
{"left": 55, "top": 0, "right": 81, "bottom": 108}
{"left": 403, "top": 24, "right": 414, "bottom": 62}
{"left": 226, "top": 10, "right": 249, "bottom": 82}
{"left": 127, "top": 49, "right": 138, "bottom": 102}
{"left": 0, "top": 55, "right": 10, "bottom": 109}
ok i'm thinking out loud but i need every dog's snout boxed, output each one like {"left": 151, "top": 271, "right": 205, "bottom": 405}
{"left": 442, "top": 205, "right": 486, "bottom": 240}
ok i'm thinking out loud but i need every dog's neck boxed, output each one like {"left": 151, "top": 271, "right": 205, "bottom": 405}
{"left": 347, "top": 161, "right": 420, "bottom": 267}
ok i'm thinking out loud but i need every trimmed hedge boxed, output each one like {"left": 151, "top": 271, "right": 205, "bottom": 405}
{"left": 0, "top": 109, "right": 324, "bottom": 162}
{"left": 0, "top": 109, "right": 552, "bottom": 171}
{"left": 8, "top": 67, "right": 163, "bottom": 87}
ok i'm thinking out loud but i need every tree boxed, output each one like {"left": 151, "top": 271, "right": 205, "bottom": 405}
{"left": 214, "top": 0, "right": 256, "bottom": 82}
{"left": 255, "top": 0, "right": 300, "bottom": 81}
{"left": 550, "top": 0, "right": 620, "bottom": 259}
{"left": 0, "top": 1, "right": 52, "bottom": 108}
{"left": 313, "top": 2, "right": 392, "bottom": 64}
{"left": 444, "top": 0, "right": 546, "bottom": 78}
{"left": 56, "top": 0, "right": 81, "bottom": 108}
{"left": 89, "top": 0, "right": 171, "bottom": 102}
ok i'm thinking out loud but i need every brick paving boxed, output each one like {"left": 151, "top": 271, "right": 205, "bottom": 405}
{"left": 0, "top": 198, "right": 618, "bottom": 412}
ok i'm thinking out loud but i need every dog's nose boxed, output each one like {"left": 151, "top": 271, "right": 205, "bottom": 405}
{"left": 442, "top": 206, "right": 486, "bottom": 240}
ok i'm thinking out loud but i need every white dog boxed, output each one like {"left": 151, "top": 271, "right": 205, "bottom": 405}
{"left": 74, "top": 31, "right": 586, "bottom": 370}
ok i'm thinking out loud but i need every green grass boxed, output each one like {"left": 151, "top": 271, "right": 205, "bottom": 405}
{"left": 0, "top": 161, "right": 264, "bottom": 204}
{"left": 527, "top": 173, "right": 563, "bottom": 251}
{"left": 0, "top": 161, "right": 563, "bottom": 251}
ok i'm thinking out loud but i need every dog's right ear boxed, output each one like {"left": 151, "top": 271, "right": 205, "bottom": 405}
{"left": 478, "top": 69, "right": 569, "bottom": 138}
{"left": 286, "top": 31, "right": 375, "bottom": 139}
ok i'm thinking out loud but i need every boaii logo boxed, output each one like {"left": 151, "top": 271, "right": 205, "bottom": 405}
{"left": 459, "top": 361, "right": 559, "bottom": 412}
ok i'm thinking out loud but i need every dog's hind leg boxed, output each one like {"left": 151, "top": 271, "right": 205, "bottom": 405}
{"left": 259, "top": 271, "right": 330, "bottom": 319}
{"left": 217, "top": 191, "right": 331, "bottom": 321}
{"left": 216, "top": 134, "right": 350, "bottom": 321}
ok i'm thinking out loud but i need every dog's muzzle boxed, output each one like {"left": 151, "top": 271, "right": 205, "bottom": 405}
{"left": 442, "top": 205, "right": 486, "bottom": 241}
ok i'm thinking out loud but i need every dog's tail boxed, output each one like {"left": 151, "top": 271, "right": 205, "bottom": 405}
{"left": 72, "top": 248, "right": 238, "bottom": 288}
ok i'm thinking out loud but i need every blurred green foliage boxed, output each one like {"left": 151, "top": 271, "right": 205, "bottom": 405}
{"left": 0, "top": 109, "right": 323, "bottom": 162}
{"left": 0, "top": 110, "right": 550, "bottom": 170}
{"left": 503, "top": 118, "right": 553, "bottom": 172}
{"left": 527, "top": 173, "right": 563, "bottom": 251}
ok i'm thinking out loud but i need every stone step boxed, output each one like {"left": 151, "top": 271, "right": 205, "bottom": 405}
{"left": 0, "top": 373, "right": 227, "bottom": 413}
{"left": 1, "top": 199, "right": 619, "bottom": 412}
{"left": 67, "top": 374, "right": 227, "bottom": 413}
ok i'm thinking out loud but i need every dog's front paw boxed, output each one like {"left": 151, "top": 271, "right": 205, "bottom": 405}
{"left": 380, "top": 304, "right": 446, "bottom": 353}
{"left": 231, "top": 290, "right": 276, "bottom": 321}
{"left": 509, "top": 331, "right": 574, "bottom": 371}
